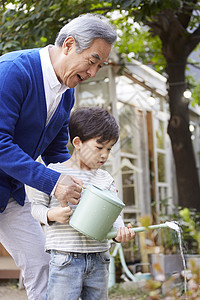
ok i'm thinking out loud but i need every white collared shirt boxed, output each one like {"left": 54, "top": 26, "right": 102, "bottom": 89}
{"left": 39, "top": 45, "right": 69, "bottom": 126}
{"left": 38, "top": 45, "right": 69, "bottom": 195}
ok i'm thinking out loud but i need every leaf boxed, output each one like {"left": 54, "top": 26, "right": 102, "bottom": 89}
{"left": 40, "top": 36, "right": 47, "bottom": 43}
{"left": 139, "top": 215, "right": 152, "bottom": 227}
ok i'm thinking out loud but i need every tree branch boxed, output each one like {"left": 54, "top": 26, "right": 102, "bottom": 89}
{"left": 177, "top": 0, "right": 198, "bottom": 28}
{"left": 185, "top": 26, "right": 200, "bottom": 57}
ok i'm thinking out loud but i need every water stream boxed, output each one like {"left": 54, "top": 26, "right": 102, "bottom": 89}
{"left": 166, "top": 221, "right": 187, "bottom": 298}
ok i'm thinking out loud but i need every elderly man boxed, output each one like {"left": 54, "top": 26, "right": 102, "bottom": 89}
{"left": 0, "top": 14, "right": 117, "bottom": 300}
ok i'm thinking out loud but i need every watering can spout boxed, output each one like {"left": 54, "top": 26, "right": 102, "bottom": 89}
{"left": 106, "top": 222, "right": 178, "bottom": 241}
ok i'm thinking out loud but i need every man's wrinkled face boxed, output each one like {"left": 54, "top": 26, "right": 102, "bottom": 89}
{"left": 57, "top": 38, "right": 112, "bottom": 88}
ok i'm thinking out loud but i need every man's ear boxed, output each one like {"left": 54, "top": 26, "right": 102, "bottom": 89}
{"left": 63, "top": 36, "right": 76, "bottom": 54}
{"left": 72, "top": 136, "right": 82, "bottom": 150}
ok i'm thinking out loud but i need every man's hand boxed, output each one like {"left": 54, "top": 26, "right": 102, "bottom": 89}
{"left": 47, "top": 206, "right": 73, "bottom": 224}
{"left": 54, "top": 174, "right": 83, "bottom": 207}
{"left": 114, "top": 223, "right": 135, "bottom": 243}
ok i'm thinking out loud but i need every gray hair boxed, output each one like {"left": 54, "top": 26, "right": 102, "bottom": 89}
{"left": 55, "top": 14, "right": 117, "bottom": 53}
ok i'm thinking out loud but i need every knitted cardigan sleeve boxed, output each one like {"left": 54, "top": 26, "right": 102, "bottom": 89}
{"left": 0, "top": 50, "right": 74, "bottom": 196}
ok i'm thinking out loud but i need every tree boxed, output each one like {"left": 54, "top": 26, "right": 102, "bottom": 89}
{"left": 1, "top": 0, "right": 200, "bottom": 210}
{"left": 110, "top": 0, "right": 200, "bottom": 210}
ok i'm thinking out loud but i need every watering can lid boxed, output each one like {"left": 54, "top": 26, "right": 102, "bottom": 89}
{"left": 85, "top": 185, "right": 125, "bottom": 208}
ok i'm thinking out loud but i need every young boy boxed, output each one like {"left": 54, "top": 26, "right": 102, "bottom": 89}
{"left": 31, "top": 107, "right": 135, "bottom": 300}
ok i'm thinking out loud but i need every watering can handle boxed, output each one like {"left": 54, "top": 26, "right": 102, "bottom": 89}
{"left": 106, "top": 224, "right": 168, "bottom": 240}
{"left": 106, "top": 226, "right": 148, "bottom": 240}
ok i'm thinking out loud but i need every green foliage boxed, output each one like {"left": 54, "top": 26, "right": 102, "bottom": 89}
{"left": 105, "top": 0, "right": 193, "bottom": 22}
{"left": 1, "top": 0, "right": 199, "bottom": 77}
{"left": 192, "top": 79, "right": 200, "bottom": 106}
{"left": 0, "top": 0, "right": 111, "bottom": 54}
{"left": 160, "top": 207, "right": 200, "bottom": 254}
{"left": 112, "top": 12, "right": 166, "bottom": 72}
{"left": 108, "top": 282, "right": 150, "bottom": 299}
{"left": 179, "top": 208, "right": 200, "bottom": 253}
{"left": 137, "top": 33, "right": 165, "bottom": 72}
{"left": 0, "top": 0, "right": 67, "bottom": 53}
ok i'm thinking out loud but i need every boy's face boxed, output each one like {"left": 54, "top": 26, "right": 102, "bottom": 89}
{"left": 78, "top": 137, "right": 115, "bottom": 170}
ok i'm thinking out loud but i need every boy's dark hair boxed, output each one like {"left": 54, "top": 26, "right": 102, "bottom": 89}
{"left": 69, "top": 107, "right": 119, "bottom": 145}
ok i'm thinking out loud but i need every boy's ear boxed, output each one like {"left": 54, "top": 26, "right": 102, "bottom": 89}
{"left": 72, "top": 136, "right": 82, "bottom": 150}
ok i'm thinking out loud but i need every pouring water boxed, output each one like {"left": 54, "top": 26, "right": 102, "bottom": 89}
{"left": 165, "top": 221, "right": 187, "bottom": 298}
{"left": 130, "top": 221, "right": 188, "bottom": 297}
{"left": 142, "top": 221, "right": 187, "bottom": 297}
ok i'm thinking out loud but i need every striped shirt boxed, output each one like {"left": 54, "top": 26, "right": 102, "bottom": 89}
{"left": 31, "top": 162, "right": 124, "bottom": 253}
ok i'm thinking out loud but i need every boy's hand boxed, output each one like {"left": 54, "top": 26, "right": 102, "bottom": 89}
{"left": 47, "top": 206, "right": 73, "bottom": 224}
{"left": 54, "top": 175, "right": 83, "bottom": 207}
{"left": 114, "top": 223, "right": 135, "bottom": 243}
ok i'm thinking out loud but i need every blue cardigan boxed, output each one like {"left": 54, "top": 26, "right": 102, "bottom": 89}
{"left": 0, "top": 48, "right": 75, "bottom": 212}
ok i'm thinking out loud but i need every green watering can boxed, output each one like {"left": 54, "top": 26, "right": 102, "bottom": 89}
{"left": 69, "top": 185, "right": 125, "bottom": 241}
{"left": 69, "top": 185, "right": 179, "bottom": 242}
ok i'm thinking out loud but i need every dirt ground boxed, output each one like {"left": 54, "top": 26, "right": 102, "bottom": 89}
{"left": 0, "top": 280, "right": 132, "bottom": 300}
{"left": 0, "top": 282, "right": 27, "bottom": 300}
{"left": 0, "top": 285, "right": 134, "bottom": 300}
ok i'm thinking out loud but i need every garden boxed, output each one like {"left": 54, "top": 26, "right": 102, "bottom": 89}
{"left": 108, "top": 208, "right": 200, "bottom": 299}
